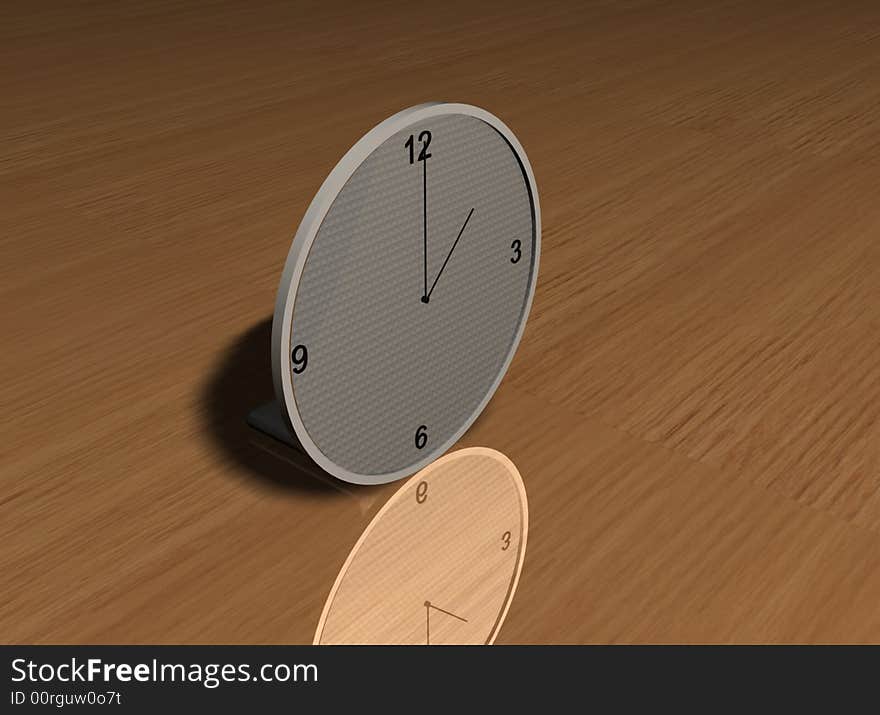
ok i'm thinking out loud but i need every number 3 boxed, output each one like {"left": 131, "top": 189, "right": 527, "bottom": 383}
{"left": 510, "top": 239, "right": 522, "bottom": 264}
{"left": 501, "top": 531, "right": 512, "bottom": 550}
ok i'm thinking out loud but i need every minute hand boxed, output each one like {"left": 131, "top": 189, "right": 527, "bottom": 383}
{"left": 422, "top": 157, "right": 428, "bottom": 302}
{"left": 425, "top": 207, "right": 475, "bottom": 302}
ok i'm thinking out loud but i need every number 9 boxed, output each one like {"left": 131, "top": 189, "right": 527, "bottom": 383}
{"left": 291, "top": 344, "right": 308, "bottom": 374}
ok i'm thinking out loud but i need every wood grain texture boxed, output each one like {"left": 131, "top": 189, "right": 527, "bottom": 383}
{"left": 3, "top": 0, "right": 880, "bottom": 643}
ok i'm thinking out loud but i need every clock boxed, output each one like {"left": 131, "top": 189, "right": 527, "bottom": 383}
{"left": 313, "top": 447, "right": 528, "bottom": 645}
{"left": 255, "top": 102, "right": 540, "bottom": 485}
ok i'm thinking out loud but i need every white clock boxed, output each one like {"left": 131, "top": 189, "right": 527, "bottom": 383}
{"left": 250, "top": 103, "right": 540, "bottom": 485}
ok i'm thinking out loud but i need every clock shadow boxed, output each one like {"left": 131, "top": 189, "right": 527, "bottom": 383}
{"left": 201, "top": 317, "right": 379, "bottom": 498}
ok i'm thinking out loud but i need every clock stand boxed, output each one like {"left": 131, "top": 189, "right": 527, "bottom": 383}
{"left": 246, "top": 400, "right": 302, "bottom": 452}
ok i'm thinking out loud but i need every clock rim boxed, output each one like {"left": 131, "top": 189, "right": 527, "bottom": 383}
{"left": 312, "top": 447, "right": 529, "bottom": 645}
{"left": 271, "top": 102, "right": 542, "bottom": 485}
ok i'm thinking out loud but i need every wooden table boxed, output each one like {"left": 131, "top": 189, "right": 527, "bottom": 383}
{"left": 3, "top": 0, "right": 880, "bottom": 643}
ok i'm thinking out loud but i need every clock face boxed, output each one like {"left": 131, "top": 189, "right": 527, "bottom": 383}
{"left": 272, "top": 103, "right": 540, "bottom": 484}
{"left": 313, "top": 447, "right": 528, "bottom": 645}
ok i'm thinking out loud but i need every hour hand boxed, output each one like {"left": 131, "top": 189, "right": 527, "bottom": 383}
{"left": 424, "top": 208, "right": 475, "bottom": 303}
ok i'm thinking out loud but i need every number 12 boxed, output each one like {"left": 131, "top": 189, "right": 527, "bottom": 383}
{"left": 405, "top": 131, "right": 432, "bottom": 163}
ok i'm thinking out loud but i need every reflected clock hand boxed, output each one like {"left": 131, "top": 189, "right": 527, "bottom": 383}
{"left": 424, "top": 208, "right": 475, "bottom": 303}
{"left": 425, "top": 600, "right": 467, "bottom": 645}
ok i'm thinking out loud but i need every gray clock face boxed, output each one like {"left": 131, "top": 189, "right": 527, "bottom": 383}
{"left": 281, "top": 107, "right": 538, "bottom": 482}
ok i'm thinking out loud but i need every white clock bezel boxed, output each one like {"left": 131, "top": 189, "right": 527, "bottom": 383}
{"left": 271, "top": 102, "right": 541, "bottom": 485}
